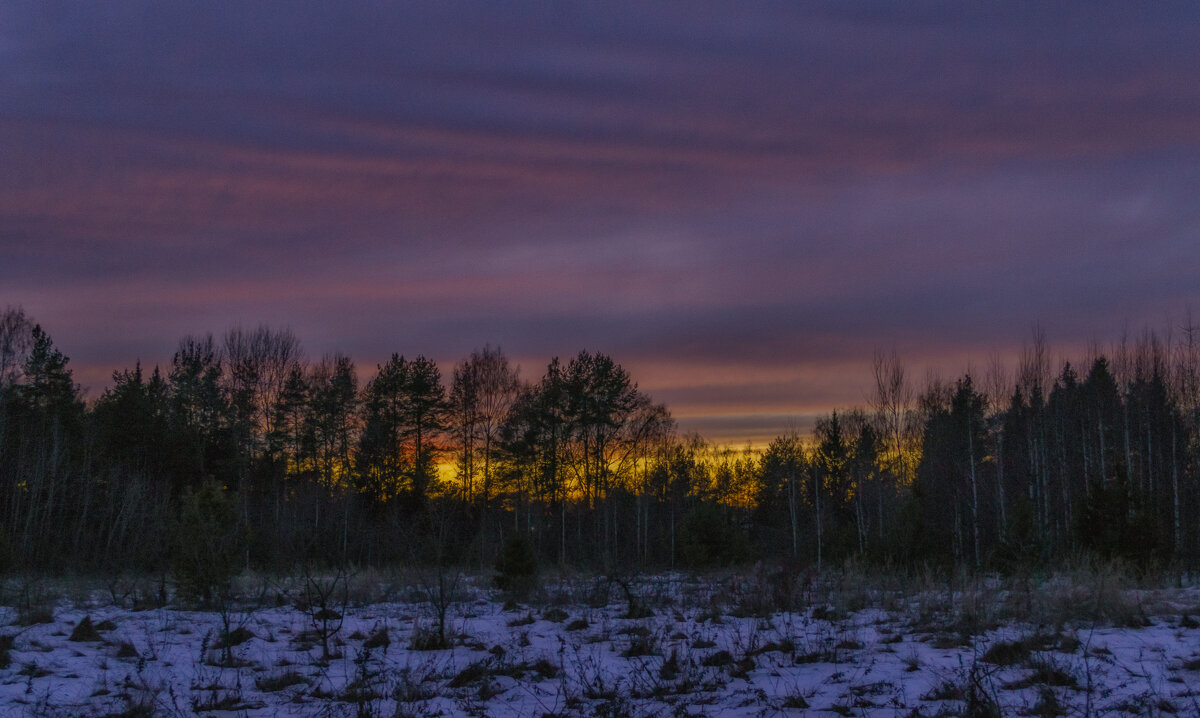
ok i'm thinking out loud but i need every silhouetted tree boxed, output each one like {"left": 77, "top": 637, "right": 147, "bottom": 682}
{"left": 167, "top": 334, "right": 231, "bottom": 492}
{"left": 357, "top": 354, "right": 445, "bottom": 510}
{"left": 450, "top": 346, "right": 519, "bottom": 514}
{"left": 755, "top": 431, "right": 805, "bottom": 558}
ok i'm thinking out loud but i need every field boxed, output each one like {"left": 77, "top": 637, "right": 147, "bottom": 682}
{"left": 0, "top": 567, "right": 1198, "bottom": 717}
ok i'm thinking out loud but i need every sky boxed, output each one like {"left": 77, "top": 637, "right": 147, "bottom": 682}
{"left": 3, "top": 1, "right": 1200, "bottom": 445}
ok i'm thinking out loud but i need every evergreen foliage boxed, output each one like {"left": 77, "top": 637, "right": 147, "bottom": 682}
{"left": 493, "top": 533, "right": 538, "bottom": 595}
{"left": 679, "top": 503, "right": 750, "bottom": 567}
{"left": 0, "top": 308, "right": 1198, "bottom": 576}
{"left": 171, "top": 481, "right": 246, "bottom": 605}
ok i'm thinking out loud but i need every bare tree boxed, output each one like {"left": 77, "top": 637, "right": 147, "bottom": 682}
{"left": 0, "top": 306, "right": 33, "bottom": 389}
{"left": 1173, "top": 310, "right": 1200, "bottom": 556}
{"left": 449, "top": 363, "right": 479, "bottom": 505}
{"left": 1018, "top": 324, "right": 1051, "bottom": 534}
{"left": 301, "top": 566, "right": 349, "bottom": 662}
{"left": 450, "top": 346, "right": 520, "bottom": 510}
{"left": 0, "top": 306, "right": 34, "bottom": 487}
{"left": 871, "top": 347, "right": 911, "bottom": 541}
{"left": 307, "top": 354, "right": 358, "bottom": 522}
{"left": 954, "top": 375, "right": 986, "bottom": 571}
{"left": 223, "top": 325, "right": 303, "bottom": 457}
{"left": 984, "top": 354, "right": 1010, "bottom": 543}
{"left": 1112, "top": 329, "right": 1136, "bottom": 493}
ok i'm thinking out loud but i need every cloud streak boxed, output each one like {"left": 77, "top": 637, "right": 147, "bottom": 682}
{"left": 3, "top": 1, "right": 1200, "bottom": 441}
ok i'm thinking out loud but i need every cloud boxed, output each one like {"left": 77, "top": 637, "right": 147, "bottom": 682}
{"left": 3, "top": 1, "right": 1200, "bottom": 440}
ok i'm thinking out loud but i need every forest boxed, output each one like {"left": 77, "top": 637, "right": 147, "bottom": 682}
{"left": 2, "top": 304, "right": 1198, "bottom": 579}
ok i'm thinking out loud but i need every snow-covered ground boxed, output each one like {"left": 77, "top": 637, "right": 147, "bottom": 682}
{"left": 1, "top": 573, "right": 1198, "bottom": 716}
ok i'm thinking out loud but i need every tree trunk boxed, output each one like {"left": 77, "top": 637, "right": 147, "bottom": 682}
{"left": 995, "top": 429, "right": 1007, "bottom": 543}
{"left": 968, "top": 422, "right": 980, "bottom": 571}
{"left": 788, "top": 472, "right": 798, "bottom": 558}
{"left": 1172, "top": 421, "right": 1181, "bottom": 555}
{"left": 815, "top": 471, "right": 823, "bottom": 574}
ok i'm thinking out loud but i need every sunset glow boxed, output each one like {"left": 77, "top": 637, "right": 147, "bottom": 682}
{"left": 4, "top": 2, "right": 1199, "bottom": 444}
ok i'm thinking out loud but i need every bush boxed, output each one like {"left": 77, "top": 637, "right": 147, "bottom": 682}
{"left": 0, "top": 635, "right": 13, "bottom": 669}
{"left": 69, "top": 616, "right": 102, "bottom": 642}
{"left": 0, "top": 526, "right": 12, "bottom": 575}
{"left": 679, "top": 503, "right": 751, "bottom": 568}
{"left": 494, "top": 533, "right": 538, "bottom": 596}
{"left": 171, "top": 481, "right": 246, "bottom": 606}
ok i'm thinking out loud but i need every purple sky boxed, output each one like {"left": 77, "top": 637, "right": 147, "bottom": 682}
{"left": 3, "top": 1, "right": 1200, "bottom": 444}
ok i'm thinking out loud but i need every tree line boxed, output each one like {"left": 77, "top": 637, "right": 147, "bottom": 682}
{"left": 1, "top": 305, "right": 1198, "bottom": 576}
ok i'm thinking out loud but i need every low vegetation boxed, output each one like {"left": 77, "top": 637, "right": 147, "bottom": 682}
{"left": 0, "top": 564, "right": 1193, "bottom": 716}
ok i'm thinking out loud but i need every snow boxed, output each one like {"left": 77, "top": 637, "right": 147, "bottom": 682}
{"left": 0, "top": 575, "right": 1197, "bottom": 716}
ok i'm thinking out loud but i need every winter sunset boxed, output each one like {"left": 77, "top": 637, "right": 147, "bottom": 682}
{"left": 3, "top": 2, "right": 1200, "bottom": 715}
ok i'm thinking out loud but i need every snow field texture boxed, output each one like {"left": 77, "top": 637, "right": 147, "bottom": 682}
{"left": 0, "top": 574, "right": 1198, "bottom": 716}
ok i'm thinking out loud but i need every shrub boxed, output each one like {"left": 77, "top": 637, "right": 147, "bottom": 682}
{"left": 116, "top": 642, "right": 139, "bottom": 659}
{"left": 171, "top": 481, "right": 246, "bottom": 606}
{"left": 16, "top": 607, "right": 53, "bottom": 626}
{"left": 363, "top": 627, "right": 390, "bottom": 649}
{"left": 981, "top": 637, "right": 1034, "bottom": 666}
{"left": 543, "top": 607, "right": 569, "bottom": 622}
{"left": 212, "top": 626, "right": 255, "bottom": 649}
{"left": 255, "top": 671, "right": 308, "bottom": 692}
{"left": 679, "top": 503, "right": 751, "bottom": 568}
{"left": 621, "top": 630, "right": 659, "bottom": 658}
{"left": 409, "top": 623, "right": 451, "bottom": 651}
{"left": 449, "top": 660, "right": 492, "bottom": 688}
{"left": 69, "top": 616, "right": 102, "bottom": 642}
{"left": 494, "top": 533, "right": 538, "bottom": 596}
{"left": 0, "top": 526, "right": 12, "bottom": 575}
